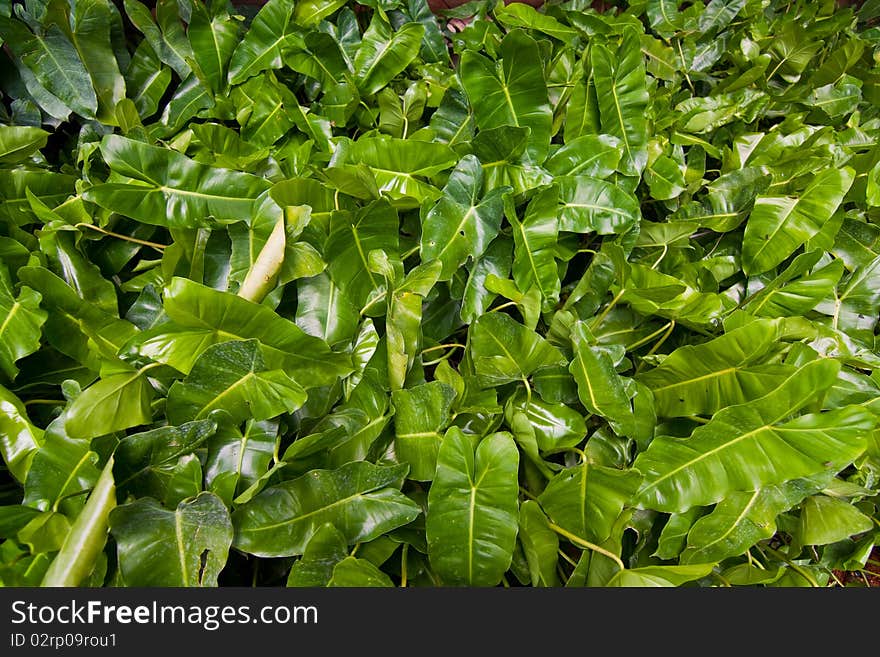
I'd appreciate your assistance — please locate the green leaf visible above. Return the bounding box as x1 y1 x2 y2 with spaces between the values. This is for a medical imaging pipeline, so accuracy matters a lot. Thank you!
293 0 346 27
426 429 520 586
65 363 155 440
636 319 795 417
635 360 873 513
295 273 359 348
510 186 560 304
538 462 641 545
607 563 714 587
227 0 296 84
115 420 217 504
503 390 586 453
742 168 855 276
569 322 634 436
420 155 505 281
328 556 394 587
23 420 100 514
556 175 640 235
128 277 352 385
232 461 420 557
109 492 232 586
0 265 47 381
83 136 270 228
459 29 552 163
354 15 424 96
206 418 277 506
469 312 566 387
545 134 622 178
0 18 97 118
797 495 875 546
187 2 238 94
392 381 457 481
345 136 456 209
123 0 191 79
286 523 348 587
518 500 559 587
591 29 649 176
166 340 306 425
68 0 127 124
0 384 43 483
681 477 826 564
834 255 880 343
42 456 116 587
325 200 399 308
0 125 48 164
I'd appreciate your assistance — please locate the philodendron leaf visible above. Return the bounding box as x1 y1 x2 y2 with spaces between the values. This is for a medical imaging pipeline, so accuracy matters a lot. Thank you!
166 340 306 425
227 0 297 84
556 175 641 235
797 495 875 546
680 477 828 565
0 125 49 164
635 360 874 513
354 14 424 96
742 168 854 275
459 29 552 163
420 155 506 281
109 492 233 586
607 564 714 587
232 462 420 557
426 429 520 586
128 277 352 384
287 523 348 587
591 29 649 176
538 462 641 545
392 381 457 481
206 418 277 507
0 384 43 483
569 322 634 436
469 312 566 387
636 319 795 417
519 500 559 587
328 556 394 587
83 135 271 228
114 420 218 502
0 265 47 381
42 456 116 587
65 363 155 440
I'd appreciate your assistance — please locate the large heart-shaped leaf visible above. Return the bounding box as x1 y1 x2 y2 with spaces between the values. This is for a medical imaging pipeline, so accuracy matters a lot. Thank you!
232 461 420 557
459 29 552 163
166 340 306 424
426 429 520 586
110 492 233 586
635 360 874 513
742 168 854 275
83 135 271 227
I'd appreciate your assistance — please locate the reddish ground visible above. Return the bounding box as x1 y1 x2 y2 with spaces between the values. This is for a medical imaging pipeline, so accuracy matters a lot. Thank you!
833 547 880 587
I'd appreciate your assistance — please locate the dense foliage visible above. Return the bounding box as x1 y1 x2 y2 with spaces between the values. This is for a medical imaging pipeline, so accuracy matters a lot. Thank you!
1 0 880 587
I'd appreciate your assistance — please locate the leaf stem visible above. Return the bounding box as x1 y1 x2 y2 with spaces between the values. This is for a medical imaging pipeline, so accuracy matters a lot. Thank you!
420 343 466 355
489 301 520 314
401 244 420 260
758 544 820 588
400 543 409 588
626 321 673 351
558 548 579 569
75 223 167 252
635 319 675 374
590 289 625 331
547 522 625 573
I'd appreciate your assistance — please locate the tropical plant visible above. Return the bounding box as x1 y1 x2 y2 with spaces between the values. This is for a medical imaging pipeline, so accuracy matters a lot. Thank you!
1 0 879 588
